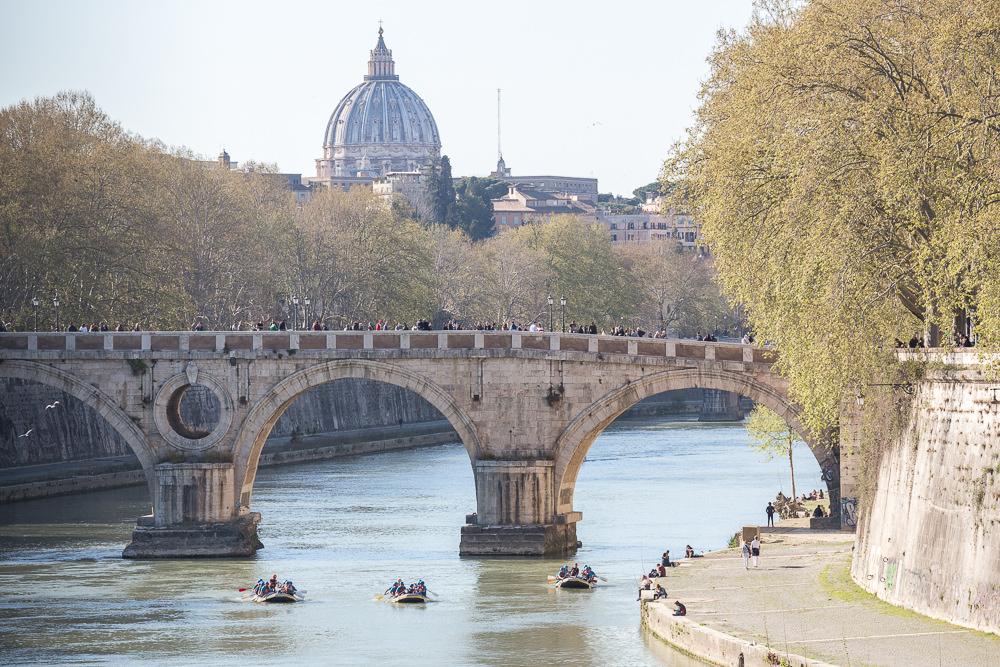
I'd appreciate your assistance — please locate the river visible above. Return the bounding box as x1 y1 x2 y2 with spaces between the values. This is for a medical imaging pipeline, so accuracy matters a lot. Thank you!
0 418 816 666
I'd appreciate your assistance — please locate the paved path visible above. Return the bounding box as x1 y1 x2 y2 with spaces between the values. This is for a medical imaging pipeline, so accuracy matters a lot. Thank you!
645 527 1000 666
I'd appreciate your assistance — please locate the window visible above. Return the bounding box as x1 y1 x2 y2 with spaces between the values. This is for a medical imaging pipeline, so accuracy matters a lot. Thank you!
501 216 507 225
514 216 520 225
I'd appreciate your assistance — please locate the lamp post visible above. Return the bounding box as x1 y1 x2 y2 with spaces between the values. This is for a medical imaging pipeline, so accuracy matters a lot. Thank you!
53 296 60 332
547 295 554 332
560 296 566 332
291 295 299 331
304 296 311 329
32 296 39 331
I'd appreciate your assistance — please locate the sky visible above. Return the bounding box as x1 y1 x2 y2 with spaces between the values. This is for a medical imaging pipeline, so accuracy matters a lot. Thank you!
0 0 757 196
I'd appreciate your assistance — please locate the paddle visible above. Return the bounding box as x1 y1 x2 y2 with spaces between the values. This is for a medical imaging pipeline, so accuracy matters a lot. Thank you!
426 589 438 598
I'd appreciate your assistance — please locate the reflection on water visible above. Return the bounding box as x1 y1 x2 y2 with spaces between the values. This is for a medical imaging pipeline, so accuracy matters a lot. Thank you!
0 418 812 665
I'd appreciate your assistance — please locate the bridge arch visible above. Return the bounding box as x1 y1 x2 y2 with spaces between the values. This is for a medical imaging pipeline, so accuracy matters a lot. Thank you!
233 358 483 507
0 360 157 498
554 367 830 515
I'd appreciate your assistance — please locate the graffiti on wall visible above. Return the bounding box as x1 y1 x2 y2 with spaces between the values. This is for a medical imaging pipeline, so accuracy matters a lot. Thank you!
841 498 858 527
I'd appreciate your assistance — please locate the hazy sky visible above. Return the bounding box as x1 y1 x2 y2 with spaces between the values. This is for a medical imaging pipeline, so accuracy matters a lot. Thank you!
0 0 757 196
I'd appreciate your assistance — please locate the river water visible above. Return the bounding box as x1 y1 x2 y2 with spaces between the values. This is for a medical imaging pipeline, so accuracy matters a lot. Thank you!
0 418 815 666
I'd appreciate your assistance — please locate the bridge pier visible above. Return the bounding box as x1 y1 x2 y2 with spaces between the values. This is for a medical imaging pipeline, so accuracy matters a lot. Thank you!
123 462 262 558
460 460 582 556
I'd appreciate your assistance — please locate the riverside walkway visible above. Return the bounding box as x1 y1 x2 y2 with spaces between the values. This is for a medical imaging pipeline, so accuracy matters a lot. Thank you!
641 525 1000 666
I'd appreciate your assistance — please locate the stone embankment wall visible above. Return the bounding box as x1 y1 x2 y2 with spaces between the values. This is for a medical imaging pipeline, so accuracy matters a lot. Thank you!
0 377 446 469
851 373 1000 633
642 602 837 667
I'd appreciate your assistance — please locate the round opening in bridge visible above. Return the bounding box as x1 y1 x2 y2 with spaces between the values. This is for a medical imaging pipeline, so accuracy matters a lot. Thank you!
164 383 221 440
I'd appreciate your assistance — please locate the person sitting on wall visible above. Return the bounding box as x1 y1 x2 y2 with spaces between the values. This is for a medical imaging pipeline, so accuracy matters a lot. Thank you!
813 505 825 518
685 545 695 558
673 601 686 616
637 575 651 600
653 584 667 600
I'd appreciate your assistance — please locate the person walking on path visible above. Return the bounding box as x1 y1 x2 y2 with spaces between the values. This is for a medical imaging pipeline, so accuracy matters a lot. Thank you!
751 536 761 567
741 541 751 569
766 502 775 527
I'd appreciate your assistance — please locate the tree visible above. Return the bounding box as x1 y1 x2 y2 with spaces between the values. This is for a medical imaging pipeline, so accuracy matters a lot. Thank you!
745 404 804 505
518 215 636 329
617 242 730 335
296 186 434 327
423 151 455 226
448 176 495 241
665 0 1000 435
455 176 508 201
631 181 661 203
468 229 551 326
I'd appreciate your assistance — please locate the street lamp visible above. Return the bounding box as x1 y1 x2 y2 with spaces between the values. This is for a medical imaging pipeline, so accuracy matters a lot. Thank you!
560 296 566 332
547 295 554 332
53 296 60 332
32 296 39 331
291 295 299 331
304 296 311 329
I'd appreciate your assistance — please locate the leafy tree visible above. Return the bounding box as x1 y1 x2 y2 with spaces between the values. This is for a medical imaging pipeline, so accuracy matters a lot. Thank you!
296 186 434 327
631 181 662 202
448 176 495 241
423 150 455 226
745 404 804 505
468 229 551 326
617 242 730 335
455 176 508 201
665 0 1000 434
518 215 635 329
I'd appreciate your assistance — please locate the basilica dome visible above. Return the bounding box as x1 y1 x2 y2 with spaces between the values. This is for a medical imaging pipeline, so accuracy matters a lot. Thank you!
316 29 441 179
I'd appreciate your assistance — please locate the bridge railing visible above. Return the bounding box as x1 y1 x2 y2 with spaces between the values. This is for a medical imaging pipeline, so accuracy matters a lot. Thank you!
0 331 776 364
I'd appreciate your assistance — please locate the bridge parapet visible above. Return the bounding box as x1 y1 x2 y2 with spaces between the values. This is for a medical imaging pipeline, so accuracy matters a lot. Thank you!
0 331 776 365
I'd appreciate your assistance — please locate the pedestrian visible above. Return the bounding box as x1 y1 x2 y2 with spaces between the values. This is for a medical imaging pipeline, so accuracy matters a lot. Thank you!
751 536 760 567
766 501 775 527
741 540 751 570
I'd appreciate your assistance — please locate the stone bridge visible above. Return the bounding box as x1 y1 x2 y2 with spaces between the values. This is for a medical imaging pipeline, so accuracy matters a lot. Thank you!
0 331 840 557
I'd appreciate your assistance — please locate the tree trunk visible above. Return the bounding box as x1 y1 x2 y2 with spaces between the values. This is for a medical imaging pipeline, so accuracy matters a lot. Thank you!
787 430 796 509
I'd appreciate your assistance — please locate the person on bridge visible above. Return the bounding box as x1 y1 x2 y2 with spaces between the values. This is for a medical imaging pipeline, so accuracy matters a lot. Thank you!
766 502 776 527
673 601 686 616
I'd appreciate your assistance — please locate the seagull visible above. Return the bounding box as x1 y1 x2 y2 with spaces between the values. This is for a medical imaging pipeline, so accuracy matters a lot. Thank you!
45 401 60 410
19 429 33 437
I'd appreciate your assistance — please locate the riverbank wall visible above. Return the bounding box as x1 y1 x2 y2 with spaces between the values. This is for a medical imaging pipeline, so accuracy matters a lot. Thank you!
849 363 1000 633
642 602 837 667
0 421 458 503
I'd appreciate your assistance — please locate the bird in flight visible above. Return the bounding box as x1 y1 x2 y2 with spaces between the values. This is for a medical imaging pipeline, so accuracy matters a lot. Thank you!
45 401 61 410
19 429 33 437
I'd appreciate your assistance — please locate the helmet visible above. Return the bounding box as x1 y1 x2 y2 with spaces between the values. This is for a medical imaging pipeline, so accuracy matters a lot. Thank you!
418 580 424 584
287 581 293 586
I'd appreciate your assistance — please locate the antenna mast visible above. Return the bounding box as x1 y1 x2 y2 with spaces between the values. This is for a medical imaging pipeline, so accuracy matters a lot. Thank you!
497 88 502 160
